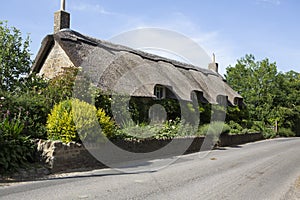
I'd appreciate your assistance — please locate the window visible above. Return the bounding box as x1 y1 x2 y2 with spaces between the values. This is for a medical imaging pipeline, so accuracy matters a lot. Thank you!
234 97 244 107
191 91 208 103
154 85 166 99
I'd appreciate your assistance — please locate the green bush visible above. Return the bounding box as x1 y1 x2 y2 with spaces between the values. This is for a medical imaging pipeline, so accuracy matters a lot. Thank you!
96 108 116 139
46 99 115 143
278 127 296 137
46 99 77 143
197 122 230 143
116 119 197 140
154 119 197 139
228 120 243 135
153 119 181 140
117 121 160 140
0 90 49 139
44 68 77 106
251 121 276 138
198 122 230 136
241 128 257 134
0 114 35 175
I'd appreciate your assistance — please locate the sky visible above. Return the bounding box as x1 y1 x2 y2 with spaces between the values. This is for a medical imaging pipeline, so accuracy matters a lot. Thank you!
0 0 299 75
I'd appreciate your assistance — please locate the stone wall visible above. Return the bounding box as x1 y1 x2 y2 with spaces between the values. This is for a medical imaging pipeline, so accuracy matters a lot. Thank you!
37 133 263 173
39 42 74 79
37 140 105 173
219 132 263 147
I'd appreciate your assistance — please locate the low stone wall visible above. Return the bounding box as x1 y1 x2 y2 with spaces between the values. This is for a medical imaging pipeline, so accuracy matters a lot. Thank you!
37 140 105 173
37 133 263 173
219 132 263 147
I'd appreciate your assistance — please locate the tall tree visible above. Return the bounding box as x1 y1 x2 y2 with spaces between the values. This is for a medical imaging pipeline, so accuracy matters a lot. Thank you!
0 21 32 92
225 54 278 123
225 54 300 134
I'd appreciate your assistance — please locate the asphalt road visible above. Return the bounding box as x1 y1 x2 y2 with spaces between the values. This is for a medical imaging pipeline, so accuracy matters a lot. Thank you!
1 138 300 200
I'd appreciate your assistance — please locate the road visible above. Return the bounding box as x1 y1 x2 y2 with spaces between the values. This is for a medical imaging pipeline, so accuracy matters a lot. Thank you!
1 138 300 200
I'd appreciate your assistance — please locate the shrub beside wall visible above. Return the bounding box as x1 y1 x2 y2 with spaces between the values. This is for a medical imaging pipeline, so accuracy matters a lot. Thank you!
46 99 115 143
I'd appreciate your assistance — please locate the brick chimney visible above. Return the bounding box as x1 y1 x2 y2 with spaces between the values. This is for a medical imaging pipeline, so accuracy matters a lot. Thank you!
208 53 219 73
54 0 70 33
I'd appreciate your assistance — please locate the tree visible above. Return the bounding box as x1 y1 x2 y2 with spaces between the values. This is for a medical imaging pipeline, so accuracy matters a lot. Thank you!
0 21 50 138
0 21 32 92
274 71 300 134
225 54 279 122
225 54 300 135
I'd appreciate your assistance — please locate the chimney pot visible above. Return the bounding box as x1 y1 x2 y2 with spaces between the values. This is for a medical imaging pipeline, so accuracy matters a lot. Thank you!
61 0 66 11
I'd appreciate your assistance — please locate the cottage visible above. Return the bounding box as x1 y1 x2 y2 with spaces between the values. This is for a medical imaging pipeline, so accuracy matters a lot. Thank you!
32 1 243 122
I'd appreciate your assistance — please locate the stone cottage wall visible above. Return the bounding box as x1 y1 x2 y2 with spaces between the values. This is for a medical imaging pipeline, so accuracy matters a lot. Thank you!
39 42 74 79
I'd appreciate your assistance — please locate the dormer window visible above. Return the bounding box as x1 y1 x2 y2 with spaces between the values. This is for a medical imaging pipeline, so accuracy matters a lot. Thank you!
154 85 166 100
217 95 228 106
234 97 244 107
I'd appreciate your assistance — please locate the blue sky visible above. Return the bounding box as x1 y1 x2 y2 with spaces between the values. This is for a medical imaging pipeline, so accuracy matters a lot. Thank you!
1 0 299 75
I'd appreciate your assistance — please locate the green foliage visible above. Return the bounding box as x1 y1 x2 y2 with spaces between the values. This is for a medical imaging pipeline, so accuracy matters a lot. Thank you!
198 103 212 125
1 115 24 137
46 99 115 143
278 127 296 137
198 122 230 136
0 21 32 92
225 54 300 136
158 99 181 121
117 119 197 140
0 90 49 139
94 89 113 117
47 99 88 143
228 120 243 135
197 122 230 143
43 67 78 106
154 119 197 140
250 121 276 138
117 121 160 140
42 67 95 109
94 91 182 125
96 108 116 139
225 54 278 123
0 21 50 139
0 21 49 174
0 113 35 175
226 106 249 124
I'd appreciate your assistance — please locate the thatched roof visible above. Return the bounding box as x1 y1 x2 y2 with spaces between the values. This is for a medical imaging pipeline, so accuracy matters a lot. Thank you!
32 29 242 105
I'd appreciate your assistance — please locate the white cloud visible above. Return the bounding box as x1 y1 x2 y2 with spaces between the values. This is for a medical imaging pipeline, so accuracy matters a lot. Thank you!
71 3 115 15
256 0 281 6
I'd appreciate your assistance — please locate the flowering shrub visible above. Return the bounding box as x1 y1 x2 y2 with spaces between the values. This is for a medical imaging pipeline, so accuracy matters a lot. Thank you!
0 91 49 139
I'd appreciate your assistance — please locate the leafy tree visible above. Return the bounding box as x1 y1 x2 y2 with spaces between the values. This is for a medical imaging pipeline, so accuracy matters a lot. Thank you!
274 71 300 134
0 21 32 92
225 54 279 122
225 54 300 135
